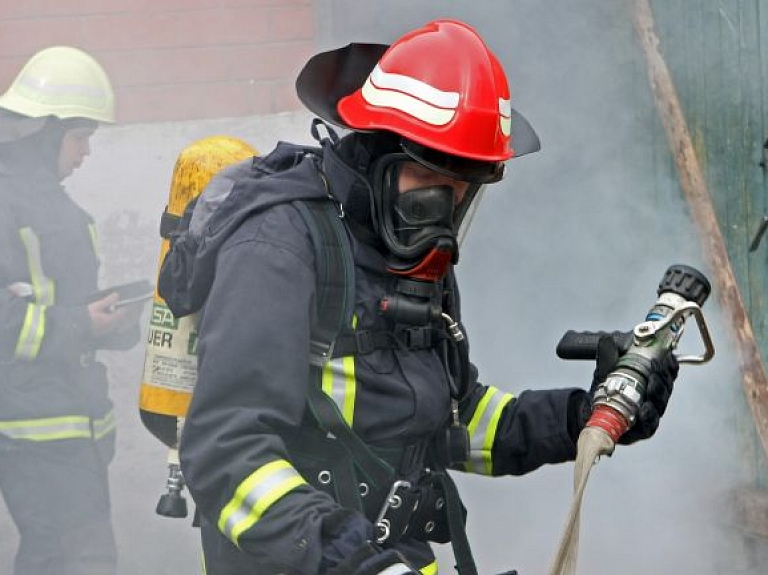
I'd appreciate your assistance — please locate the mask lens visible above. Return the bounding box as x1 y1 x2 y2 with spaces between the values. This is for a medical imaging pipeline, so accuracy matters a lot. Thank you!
393 185 454 246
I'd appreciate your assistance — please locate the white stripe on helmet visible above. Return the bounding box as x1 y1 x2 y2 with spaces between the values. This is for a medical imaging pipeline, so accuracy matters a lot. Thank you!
499 97 511 137
361 64 459 126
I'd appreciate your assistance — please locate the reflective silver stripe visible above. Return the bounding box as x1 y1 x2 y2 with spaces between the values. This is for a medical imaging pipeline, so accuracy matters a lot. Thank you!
321 315 357 425
217 459 307 547
18 227 55 305
14 303 47 360
380 564 415 575
321 354 357 426
465 387 514 475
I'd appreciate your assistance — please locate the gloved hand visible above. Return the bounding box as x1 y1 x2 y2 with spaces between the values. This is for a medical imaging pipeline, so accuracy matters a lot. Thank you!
590 335 679 445
320 511 418 575
326 542 419 575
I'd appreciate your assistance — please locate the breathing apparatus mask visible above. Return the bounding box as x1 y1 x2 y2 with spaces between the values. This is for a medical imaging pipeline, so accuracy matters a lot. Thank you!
370 139 503 282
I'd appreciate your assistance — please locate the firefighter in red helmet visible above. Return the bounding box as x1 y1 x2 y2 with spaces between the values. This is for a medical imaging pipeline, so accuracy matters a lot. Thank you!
161 20 678 574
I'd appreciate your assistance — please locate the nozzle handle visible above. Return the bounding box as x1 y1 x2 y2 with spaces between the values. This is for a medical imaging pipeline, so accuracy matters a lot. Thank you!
556 330 633 360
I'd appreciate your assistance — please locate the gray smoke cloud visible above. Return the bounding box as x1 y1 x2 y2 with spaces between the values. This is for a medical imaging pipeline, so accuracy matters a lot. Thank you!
1 2 766 574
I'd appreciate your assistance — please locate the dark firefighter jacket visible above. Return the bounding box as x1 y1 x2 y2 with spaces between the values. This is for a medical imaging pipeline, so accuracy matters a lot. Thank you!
162 141 587 574
0 141 129 450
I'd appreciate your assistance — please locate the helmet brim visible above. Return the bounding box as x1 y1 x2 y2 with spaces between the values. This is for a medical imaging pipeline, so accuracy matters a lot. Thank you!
296 43 389 129
509 107 541 158
296 42 541 159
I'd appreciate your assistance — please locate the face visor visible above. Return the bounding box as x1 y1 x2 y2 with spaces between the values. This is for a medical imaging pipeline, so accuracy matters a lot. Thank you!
400 139 505 184
401 138 499 245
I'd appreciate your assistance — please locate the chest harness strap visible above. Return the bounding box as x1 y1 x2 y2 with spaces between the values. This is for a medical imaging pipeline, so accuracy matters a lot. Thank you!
305 381 479 575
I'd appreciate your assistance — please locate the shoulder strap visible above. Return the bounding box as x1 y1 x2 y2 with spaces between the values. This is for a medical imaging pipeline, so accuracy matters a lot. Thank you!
293 199 355 366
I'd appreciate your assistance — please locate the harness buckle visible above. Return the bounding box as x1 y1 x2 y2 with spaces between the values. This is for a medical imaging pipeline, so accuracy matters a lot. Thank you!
374 479 411 544
400 326 432 349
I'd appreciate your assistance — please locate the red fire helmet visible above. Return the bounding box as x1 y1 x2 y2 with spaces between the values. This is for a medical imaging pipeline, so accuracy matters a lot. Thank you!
337 20 517 162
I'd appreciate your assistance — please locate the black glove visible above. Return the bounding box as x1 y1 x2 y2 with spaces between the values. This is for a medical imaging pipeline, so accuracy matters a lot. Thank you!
590 335 679 445
320 511 418 575
326 541 418 575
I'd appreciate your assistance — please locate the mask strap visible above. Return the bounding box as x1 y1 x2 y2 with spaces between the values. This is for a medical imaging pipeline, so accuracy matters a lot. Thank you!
310 118 340 147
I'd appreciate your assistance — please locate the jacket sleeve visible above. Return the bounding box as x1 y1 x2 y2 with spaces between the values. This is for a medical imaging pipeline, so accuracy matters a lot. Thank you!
0 216 92 364
458 361 588 477
448 271 586 477
178 207 360 573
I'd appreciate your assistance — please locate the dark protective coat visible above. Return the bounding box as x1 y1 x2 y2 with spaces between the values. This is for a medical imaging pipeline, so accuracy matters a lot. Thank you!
0 132 126 444
163 138 586 574
0 118 134 575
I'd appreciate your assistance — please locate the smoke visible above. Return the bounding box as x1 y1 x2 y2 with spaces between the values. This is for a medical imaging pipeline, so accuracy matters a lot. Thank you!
445 2 765 574
1 2 765 574
319 0 768 573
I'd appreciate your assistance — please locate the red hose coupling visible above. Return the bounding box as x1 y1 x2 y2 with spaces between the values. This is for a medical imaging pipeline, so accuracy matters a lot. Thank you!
586 404 630 443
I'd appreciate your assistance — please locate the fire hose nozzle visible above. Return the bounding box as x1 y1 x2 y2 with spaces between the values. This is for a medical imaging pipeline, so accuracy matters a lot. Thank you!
585 264 714 440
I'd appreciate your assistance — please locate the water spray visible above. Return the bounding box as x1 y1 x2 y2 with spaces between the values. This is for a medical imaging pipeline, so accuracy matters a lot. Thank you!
548 264 715 575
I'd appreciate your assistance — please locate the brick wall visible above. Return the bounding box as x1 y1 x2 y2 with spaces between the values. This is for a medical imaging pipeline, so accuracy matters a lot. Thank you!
0 0 315 123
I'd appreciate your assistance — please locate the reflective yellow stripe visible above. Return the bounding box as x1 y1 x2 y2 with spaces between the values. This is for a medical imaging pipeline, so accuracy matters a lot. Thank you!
0 411 116 442
465 387 513 475
18 227 55 305
218 459 307 547
321 314 357 425
14 303 46 360
88 223 99 256
14 226 55 360
420 560 438 575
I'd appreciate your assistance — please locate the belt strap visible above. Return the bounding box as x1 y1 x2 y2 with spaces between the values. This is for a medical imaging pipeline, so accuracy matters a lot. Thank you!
307 379 478 575
306 379 394 490
286 429 363 511
333 326 444 356
432 467 479 575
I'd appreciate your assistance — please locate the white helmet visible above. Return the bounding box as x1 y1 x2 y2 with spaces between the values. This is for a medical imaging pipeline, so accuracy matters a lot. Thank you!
0 46 115 123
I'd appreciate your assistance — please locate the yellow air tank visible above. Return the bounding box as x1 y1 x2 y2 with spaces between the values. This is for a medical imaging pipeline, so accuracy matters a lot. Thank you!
139 135 257 517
